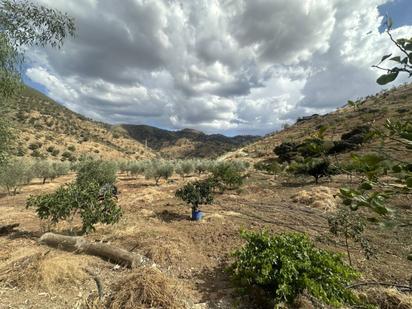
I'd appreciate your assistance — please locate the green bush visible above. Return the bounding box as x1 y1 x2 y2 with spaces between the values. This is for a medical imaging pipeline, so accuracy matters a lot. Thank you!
175 179 214 212
254 160 285 177
67 145 76 152
289 158 335 184
229 231 360 307
0 158 32 195
273 142 299 162
144 160 174 185
27 180 121 233
76 159 117 187
175 160 194 178
211 161 244 190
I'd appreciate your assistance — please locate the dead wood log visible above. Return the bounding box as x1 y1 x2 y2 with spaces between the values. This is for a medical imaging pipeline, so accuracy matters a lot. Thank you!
0 223 20 236
39 232 151 268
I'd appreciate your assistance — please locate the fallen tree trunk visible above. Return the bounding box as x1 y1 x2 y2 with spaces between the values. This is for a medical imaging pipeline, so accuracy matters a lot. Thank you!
39 232 151 268
0 223 20 236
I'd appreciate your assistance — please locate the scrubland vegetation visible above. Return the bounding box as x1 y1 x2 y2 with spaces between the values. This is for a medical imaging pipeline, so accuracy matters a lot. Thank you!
0 1 411 308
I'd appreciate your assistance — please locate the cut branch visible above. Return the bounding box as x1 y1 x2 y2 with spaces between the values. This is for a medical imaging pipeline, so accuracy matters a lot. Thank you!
39 232 151 268
347 281 412 291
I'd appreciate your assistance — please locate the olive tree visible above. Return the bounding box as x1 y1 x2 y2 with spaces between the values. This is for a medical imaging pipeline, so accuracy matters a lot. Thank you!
0 158 31 195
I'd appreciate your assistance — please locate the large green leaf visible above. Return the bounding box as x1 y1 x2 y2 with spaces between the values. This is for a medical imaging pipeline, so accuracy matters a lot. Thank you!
380 53 392 63
389 56 401 63
376 71 399 85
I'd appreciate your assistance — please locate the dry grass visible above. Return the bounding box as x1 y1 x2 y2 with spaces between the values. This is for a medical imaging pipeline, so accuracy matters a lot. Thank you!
106 267 189 309
291 186 340 212
0 250 90 291
359 288 412 309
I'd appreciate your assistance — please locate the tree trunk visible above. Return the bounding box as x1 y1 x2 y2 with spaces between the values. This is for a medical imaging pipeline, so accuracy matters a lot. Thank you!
39 232 150 268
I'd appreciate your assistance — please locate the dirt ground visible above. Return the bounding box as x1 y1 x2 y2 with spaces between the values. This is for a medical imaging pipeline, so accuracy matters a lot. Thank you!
0 171 411 308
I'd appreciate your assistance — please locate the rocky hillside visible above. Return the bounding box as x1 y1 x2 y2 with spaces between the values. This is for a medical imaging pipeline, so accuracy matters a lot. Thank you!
4 86 155 162
223 83 412 163
121 124 258 158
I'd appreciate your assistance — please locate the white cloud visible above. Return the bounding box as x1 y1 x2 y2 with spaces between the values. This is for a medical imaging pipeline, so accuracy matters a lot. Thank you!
25 0 412 135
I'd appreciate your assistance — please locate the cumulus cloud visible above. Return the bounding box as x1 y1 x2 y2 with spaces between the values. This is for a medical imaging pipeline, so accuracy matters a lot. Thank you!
25 0 412 135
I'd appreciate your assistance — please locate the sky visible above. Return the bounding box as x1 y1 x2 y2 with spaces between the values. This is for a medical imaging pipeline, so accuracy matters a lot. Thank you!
25 0 412 136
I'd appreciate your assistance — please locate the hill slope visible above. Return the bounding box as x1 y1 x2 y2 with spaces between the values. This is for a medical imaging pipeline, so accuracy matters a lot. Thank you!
4 86 155 161
121 124 258 158
223 83 412 163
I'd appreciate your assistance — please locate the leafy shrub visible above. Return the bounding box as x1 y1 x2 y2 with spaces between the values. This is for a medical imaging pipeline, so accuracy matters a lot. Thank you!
76 159 117 187
229 231 360 307
211 161 244 190
128 161 145 177
144 160 174 185
175 179 214 212
67 145 76 152
175 160 194 178
341 125 371 145
274 142 299 163
28 142 42 150
328 208 373 265
254 160 285 177
289 158 334 184
194 159 212 174
27 180 121 233
0 158 32 195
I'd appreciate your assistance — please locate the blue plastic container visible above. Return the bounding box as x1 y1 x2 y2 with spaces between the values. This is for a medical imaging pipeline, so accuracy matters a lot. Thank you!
192 210 204 221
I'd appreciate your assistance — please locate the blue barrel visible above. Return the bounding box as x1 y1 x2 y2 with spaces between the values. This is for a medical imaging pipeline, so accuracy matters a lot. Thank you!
192 210 204 221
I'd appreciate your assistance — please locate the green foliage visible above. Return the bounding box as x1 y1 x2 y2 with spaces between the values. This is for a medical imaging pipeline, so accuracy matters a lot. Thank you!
0 116 12 166
144 160 174 185
0 158 31 195
328 208 373 265
75 159 117 187
372 18 412 84
175 179 214 211
27 180 121 233
289 158 334 184
254 160 285 177
175 160 194 178
274 142 299 163
67 145 76 152
229 231 360 307
0 0 76 48
211 161 244 190
0 1 74 167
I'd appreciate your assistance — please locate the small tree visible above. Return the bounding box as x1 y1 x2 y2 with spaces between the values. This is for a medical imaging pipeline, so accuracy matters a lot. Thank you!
175 160 194 178
328 208 373 266
32 160 53 184
175 180 214 212
289 158 333 184
211 161 244 190
27 159 122 233
145 160 174 185
27 181 121 233
76 159 117 187
0 158 31 195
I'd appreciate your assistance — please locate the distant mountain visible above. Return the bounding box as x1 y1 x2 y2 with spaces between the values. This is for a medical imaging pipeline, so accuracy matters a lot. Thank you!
222 83 412 163
121 124 259 158
4 86 155 161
